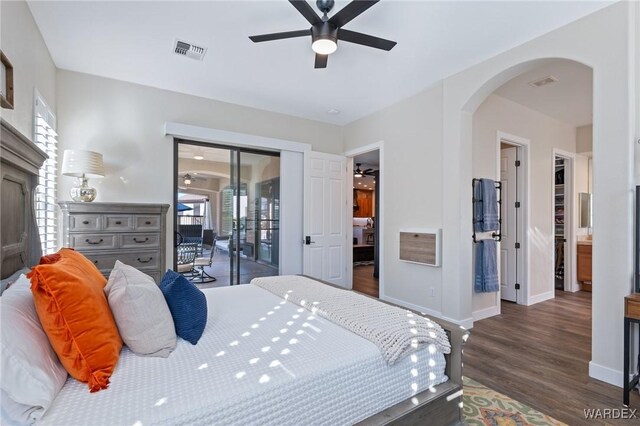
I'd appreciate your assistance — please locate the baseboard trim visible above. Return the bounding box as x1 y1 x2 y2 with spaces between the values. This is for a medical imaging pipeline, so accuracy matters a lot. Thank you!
527 290 555 306
382 295 442 318
589 361 622 388
381 295 474 329
473 305 500 322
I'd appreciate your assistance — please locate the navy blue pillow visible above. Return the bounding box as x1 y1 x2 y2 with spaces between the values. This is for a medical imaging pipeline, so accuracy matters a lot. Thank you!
159 270 207 345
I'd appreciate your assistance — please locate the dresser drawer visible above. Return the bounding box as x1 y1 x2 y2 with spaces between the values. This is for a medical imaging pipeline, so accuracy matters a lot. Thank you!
135 215 160 231
85 250 160 271
70 233 118 250
120 233 160 249
104 215 134 231
69 214 101 231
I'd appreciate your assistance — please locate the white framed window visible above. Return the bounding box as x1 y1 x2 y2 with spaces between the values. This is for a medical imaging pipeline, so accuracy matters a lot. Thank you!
34 90 58 254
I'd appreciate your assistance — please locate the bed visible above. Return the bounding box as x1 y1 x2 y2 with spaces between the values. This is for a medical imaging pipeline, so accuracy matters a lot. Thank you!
0 118 466 425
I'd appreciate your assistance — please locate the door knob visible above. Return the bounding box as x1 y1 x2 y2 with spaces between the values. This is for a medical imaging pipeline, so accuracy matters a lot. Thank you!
305 236 315 245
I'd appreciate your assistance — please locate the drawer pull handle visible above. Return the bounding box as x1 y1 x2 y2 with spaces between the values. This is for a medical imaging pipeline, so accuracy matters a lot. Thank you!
93 260 99 264
145 221 152 225
82 220 90 225
85 238 104 245
137 257 153 264
414 234 419 238
133 237 149 243
115 221 122 225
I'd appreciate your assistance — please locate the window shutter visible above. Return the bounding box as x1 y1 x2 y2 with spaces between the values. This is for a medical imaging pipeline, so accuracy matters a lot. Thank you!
34 99 58 255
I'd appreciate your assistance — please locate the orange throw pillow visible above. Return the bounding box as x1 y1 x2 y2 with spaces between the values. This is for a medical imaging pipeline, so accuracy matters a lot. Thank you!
28 248 122 392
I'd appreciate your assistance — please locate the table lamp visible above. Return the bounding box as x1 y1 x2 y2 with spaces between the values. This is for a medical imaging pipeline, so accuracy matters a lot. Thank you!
61 149 105 202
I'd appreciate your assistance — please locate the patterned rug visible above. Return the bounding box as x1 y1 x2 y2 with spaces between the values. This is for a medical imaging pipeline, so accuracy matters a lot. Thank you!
463 377 567 425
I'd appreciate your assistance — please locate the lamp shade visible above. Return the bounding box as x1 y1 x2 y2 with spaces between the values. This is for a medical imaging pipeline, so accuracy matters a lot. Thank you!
61 149 105 178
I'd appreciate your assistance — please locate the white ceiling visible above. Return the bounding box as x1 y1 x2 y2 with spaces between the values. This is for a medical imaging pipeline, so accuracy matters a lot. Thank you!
494 59 593 126
28 1 611 125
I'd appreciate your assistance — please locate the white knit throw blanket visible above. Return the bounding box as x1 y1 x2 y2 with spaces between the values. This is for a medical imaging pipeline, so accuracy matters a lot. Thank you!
252 275 451 365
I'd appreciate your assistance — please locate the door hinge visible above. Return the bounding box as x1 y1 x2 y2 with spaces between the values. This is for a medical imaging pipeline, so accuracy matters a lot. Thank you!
515 283 521 290
515 242 521 249
515 201 521 208
515 160 521 167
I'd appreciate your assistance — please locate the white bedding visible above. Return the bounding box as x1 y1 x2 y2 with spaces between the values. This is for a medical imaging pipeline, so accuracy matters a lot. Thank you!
39 284 447 426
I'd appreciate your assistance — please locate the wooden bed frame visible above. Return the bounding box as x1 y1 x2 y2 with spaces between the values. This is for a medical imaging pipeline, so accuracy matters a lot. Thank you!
0 118 466 425
1 119 46 279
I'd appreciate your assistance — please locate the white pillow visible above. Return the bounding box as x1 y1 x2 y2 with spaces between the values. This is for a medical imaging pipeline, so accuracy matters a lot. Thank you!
105 261 177 357
0 275 68 422
1 389 41 426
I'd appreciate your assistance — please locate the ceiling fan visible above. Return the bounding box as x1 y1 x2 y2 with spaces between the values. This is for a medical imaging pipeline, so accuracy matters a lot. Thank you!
354 163 375 178
182 173 207 185
249 0 397 69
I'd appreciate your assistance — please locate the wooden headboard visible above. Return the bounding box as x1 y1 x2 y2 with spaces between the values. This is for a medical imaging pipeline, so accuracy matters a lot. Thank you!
0 118 47 279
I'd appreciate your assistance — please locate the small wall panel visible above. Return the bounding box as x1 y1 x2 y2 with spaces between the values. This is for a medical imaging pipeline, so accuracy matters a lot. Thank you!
399 228 441 267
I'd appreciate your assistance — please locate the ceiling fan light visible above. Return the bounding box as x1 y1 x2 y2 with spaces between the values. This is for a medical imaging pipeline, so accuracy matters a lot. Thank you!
184 174 192 185
354 172 363 178
312 38 337 55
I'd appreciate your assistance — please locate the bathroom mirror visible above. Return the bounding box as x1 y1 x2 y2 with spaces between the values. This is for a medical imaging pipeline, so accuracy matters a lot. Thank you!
579 192 592 228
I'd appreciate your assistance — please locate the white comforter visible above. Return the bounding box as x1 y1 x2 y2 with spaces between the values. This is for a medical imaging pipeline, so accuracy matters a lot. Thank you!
40 284 447 426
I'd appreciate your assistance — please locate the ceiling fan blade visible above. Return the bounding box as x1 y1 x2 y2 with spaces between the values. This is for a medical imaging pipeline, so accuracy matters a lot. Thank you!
338 29 396 51
363 169 374 173
314 53 328 69
289 0 322 25
249 29 311 43
329 0 379 28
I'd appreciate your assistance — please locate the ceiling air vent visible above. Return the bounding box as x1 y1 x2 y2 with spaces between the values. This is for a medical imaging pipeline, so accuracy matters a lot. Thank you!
528 75 558 88
173 39 207 60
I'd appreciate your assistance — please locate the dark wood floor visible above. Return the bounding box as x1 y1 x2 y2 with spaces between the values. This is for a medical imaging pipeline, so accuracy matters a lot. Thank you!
353 264 379 298
465 290 640 425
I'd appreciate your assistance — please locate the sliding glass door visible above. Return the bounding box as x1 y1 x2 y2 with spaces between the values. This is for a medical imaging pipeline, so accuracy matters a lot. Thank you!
174 140 280 286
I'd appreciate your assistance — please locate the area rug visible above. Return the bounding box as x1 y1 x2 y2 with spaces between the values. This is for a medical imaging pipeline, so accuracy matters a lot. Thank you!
463 377 567 425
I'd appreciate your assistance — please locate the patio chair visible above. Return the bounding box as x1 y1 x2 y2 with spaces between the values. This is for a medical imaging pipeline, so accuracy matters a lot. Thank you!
193 235 217 283
176 242 198 277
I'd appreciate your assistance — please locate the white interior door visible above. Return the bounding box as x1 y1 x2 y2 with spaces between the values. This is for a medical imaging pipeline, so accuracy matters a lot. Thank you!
303 151 348 287
500 146 518 302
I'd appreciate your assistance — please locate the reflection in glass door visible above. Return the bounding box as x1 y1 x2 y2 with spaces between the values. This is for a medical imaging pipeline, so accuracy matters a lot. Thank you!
174 140 280 286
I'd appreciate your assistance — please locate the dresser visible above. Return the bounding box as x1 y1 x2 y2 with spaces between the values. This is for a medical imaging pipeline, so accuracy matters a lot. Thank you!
59 202 169 283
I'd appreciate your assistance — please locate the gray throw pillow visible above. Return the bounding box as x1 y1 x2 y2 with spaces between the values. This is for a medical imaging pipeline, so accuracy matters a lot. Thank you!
105 261 177 357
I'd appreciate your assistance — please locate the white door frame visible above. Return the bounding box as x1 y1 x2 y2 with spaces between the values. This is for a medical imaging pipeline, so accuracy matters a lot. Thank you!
553 149 579 293
496 131 531 305
343 142 385 298
165 122 310 275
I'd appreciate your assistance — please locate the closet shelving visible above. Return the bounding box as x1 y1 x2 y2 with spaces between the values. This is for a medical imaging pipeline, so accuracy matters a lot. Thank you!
555 158 565 282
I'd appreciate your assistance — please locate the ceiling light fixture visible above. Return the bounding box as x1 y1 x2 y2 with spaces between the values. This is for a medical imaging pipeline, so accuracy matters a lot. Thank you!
193 155 204 160
183 174 192 185
311 37 337 55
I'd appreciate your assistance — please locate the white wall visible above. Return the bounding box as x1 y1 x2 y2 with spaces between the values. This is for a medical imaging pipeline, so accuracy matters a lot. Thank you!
344 83 444 315
442 1 636 387
0 0 56 139
56 70 343 267
471 94 576 314
576 125 593 153
345 2 637 386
